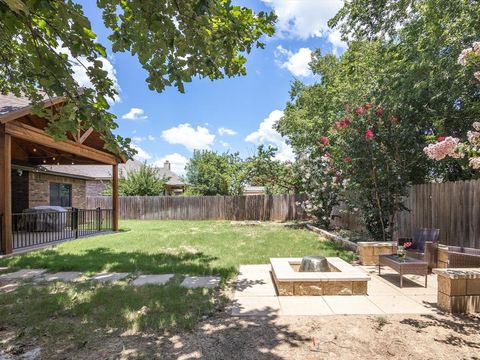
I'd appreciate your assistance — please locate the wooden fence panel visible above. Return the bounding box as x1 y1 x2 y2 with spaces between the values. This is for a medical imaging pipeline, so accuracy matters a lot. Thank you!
332 180 480 249
86 194 307 221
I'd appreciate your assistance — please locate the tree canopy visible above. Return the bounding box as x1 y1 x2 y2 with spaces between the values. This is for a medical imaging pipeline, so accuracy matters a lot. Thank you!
0 0 276 156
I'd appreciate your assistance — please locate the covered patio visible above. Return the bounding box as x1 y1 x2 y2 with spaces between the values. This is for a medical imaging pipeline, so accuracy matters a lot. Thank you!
0 94 123 254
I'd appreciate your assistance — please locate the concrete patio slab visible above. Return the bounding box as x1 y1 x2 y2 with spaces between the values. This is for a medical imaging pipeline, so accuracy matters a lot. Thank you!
90 272 129 283
231 296 280 316
278 296 333 316
238 264 271 275
40 272 83 283
368 295 433 314
0 269 47 281
132 274 174 286
322 296 383 315
181 276 220 289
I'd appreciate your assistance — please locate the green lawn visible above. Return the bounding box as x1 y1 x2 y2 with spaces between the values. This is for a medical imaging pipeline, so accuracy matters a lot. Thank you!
0 221 355 355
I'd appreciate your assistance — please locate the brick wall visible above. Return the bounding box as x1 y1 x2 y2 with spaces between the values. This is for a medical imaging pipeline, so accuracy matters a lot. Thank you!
28 172 86 209
86 180 109 197
11 170 29 213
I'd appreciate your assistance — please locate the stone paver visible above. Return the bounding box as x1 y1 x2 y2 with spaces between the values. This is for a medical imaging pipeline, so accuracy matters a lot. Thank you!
0 269 47 281
323 296 383 315
279 296 333 316
368 295 433 314
132 274 174 286
39 272 83 283
90 272 129 283
231 296 280 316
231 264 439 316
181 276 220 289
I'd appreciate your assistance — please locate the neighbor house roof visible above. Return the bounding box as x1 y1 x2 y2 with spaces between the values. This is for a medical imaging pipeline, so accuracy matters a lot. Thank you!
43 160 186 186
0 93 64 122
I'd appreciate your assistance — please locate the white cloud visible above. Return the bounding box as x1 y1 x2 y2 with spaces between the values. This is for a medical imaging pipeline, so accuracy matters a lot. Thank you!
131 144 152 161
218 127 237 136
275 46 313 77
153 153 189 176
132 136 145 142
220 141 230 148
245 110 295 162
261 0 344 46
162 123 215 151
148 135 156 141
122 108 148 120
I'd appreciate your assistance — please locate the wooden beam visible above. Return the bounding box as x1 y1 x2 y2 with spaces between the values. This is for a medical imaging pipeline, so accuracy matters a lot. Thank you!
5 121 119 165
0 125 12 254
112 164 119 231
79 127 94 144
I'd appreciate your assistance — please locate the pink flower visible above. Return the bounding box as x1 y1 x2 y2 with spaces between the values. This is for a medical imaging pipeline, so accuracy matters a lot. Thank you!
474 71 480 82
473 122 480 131
467 131 480 144
364 103 373 110
356 107 365 115
423 137 461 160
344 117 351 126
469 157 480 170
319 136 330 145
375 107 385 117
436 136 446 141
343 156 352 163
324 151 331 158
458 47 473 66
365 129 374 140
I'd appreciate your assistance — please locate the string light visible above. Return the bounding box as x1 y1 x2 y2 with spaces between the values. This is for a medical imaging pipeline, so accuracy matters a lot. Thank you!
43 159 46 164
33 148 37 152
52 157 56 161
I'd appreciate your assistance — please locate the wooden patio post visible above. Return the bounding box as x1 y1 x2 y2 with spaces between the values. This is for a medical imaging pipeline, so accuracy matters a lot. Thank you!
0 125 12 254
112 163 119 231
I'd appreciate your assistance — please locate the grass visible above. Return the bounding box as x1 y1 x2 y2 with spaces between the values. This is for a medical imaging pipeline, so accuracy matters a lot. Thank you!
0 221 355 356
1 220 356 280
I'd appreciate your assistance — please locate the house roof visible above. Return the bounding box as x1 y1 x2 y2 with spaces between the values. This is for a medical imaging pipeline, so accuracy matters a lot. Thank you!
43 160 186 186
0 93 126 165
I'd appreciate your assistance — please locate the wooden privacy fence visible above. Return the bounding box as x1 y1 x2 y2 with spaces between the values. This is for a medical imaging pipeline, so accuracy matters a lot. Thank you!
86 194 308 221
333 179 480 249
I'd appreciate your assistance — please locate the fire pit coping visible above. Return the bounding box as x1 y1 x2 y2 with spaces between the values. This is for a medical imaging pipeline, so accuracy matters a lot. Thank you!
270 257 370 282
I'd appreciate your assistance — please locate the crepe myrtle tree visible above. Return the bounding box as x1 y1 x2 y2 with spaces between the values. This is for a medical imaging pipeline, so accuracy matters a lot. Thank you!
424 42 480 170
297 144 345 229
0 0 276 157
322 104 419 242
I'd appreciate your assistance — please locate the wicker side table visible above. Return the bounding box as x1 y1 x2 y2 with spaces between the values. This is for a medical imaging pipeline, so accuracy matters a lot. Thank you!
378 254 428 288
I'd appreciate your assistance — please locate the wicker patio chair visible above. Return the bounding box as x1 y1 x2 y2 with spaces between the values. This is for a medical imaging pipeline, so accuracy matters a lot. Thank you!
398 228 440 269
445 246 480 268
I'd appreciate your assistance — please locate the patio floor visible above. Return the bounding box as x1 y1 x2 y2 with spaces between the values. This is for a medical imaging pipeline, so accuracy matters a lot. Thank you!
231 264 438 316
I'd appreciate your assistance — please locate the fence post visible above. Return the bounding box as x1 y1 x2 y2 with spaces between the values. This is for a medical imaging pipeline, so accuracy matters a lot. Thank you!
72 208 79 239
96 207 101 231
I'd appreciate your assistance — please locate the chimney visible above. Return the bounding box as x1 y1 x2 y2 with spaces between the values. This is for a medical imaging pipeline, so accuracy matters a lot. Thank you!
164 160 171 170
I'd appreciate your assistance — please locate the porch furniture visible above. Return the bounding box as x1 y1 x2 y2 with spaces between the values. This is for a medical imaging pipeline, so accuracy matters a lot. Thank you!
437 245 480 268
398 228 440 270
433 268 480 313
358 241 397 265
378 254 428 288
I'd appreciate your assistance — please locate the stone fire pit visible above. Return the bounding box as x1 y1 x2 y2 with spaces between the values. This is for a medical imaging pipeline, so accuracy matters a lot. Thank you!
270 257 370 296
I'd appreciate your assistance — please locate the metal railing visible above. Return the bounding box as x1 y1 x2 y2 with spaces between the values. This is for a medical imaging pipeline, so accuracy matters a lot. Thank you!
12 208 113 250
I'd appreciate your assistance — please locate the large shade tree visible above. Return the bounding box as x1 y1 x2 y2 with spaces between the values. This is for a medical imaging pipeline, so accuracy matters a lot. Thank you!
0 0 276 156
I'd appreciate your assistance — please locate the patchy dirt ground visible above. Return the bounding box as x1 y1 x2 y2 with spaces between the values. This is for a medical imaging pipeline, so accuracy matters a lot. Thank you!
1 311 479 359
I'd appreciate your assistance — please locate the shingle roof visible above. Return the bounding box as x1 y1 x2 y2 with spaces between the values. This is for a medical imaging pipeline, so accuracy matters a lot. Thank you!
0 93 33 117
43 160 186 186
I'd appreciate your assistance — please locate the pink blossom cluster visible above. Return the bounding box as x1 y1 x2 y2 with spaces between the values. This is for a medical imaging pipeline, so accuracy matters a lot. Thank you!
475 72 480 81
467 130 480 144
458 41 480 65
423 137 462 160
469 157 480 170
473 122 480 131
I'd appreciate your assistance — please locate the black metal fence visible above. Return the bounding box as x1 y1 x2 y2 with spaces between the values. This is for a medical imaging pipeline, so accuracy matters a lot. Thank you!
11 208 113 250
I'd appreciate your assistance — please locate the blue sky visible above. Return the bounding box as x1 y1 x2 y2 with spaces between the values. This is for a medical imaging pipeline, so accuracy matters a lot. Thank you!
77 0 345 174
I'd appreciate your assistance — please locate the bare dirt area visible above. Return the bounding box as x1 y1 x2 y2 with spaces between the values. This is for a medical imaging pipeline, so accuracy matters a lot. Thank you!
3 311 478 359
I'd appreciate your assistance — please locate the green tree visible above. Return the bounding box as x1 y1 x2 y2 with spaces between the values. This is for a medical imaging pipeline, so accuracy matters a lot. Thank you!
104 163 168 196
185 150 247 195
0 0 276 155
246 145 301 194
